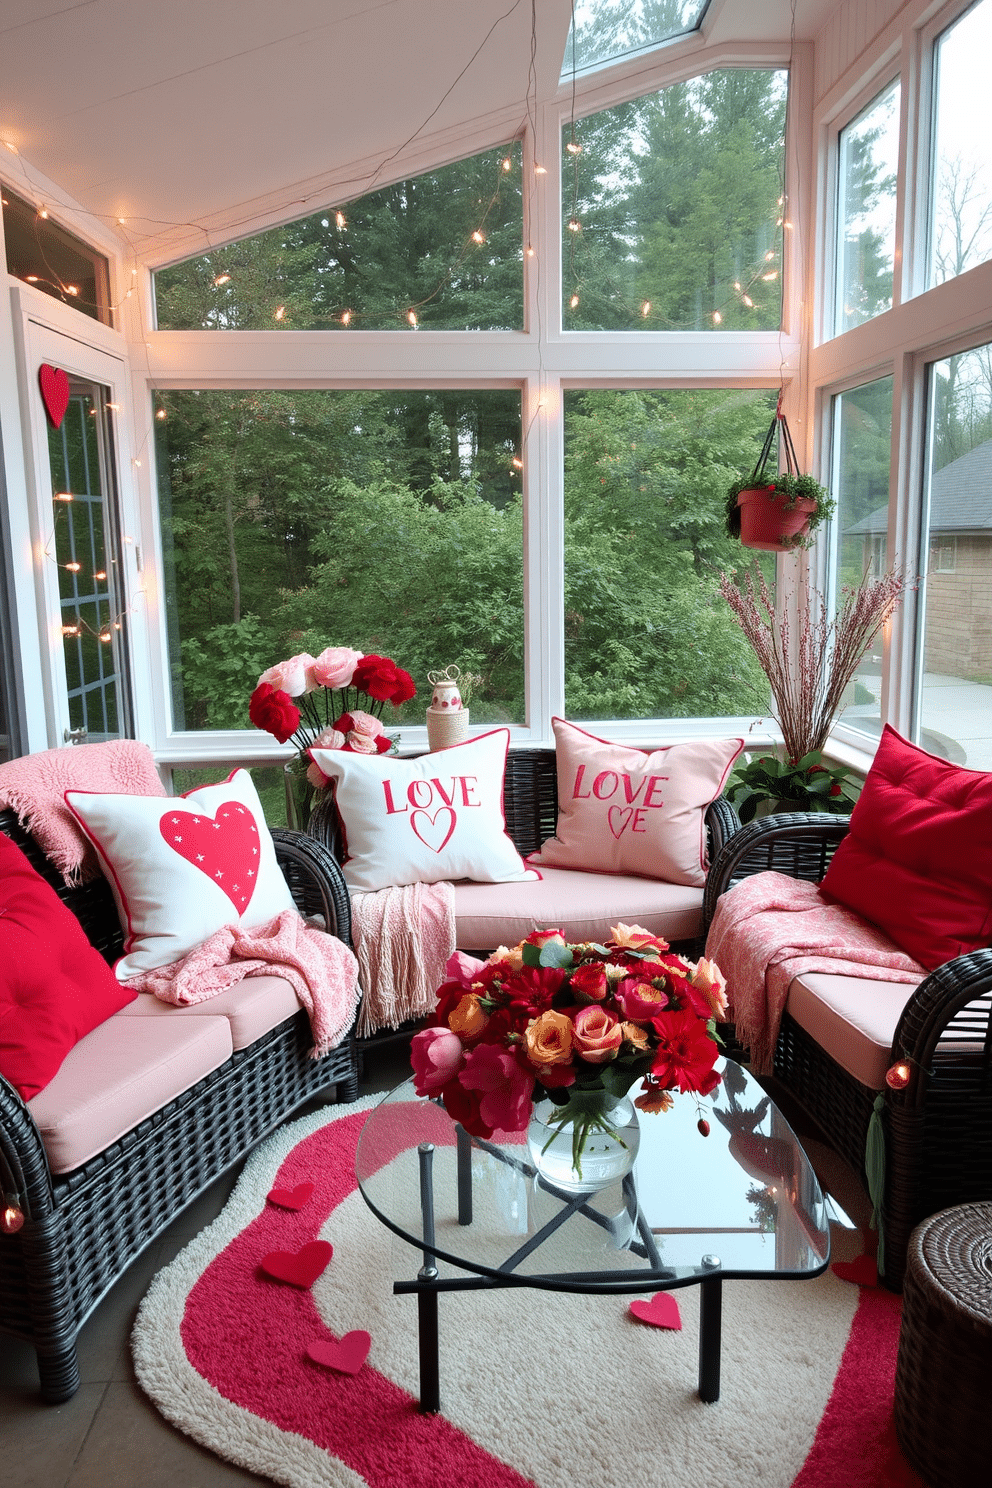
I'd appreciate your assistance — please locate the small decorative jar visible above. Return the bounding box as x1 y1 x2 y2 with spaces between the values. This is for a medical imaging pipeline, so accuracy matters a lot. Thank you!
426 666 469 750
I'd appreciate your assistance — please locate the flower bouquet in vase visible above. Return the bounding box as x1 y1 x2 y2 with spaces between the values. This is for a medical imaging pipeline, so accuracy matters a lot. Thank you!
248 647 416 829
411 926 727 1194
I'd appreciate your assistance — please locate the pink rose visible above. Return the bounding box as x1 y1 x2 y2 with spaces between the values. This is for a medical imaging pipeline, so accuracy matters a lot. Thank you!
410 1027 465 1097
259 652 316 697
344 730 379 753
444 950 487 990
571 1004 623 1063
458 1043 535 1132
312 646 363 689
346 708 385 737
687 957 729 1021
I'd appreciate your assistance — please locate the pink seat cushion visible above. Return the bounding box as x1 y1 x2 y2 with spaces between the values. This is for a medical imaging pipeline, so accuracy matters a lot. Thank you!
118 976 303 1050
27 1010 233 1174
453 865 704 951
0 834 137 1101
820 725 992 970
786 971 923 1089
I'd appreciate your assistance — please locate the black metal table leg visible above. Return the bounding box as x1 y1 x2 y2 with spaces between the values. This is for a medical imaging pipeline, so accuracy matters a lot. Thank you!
698 1255 723 1404
416 1142 441 1413
456 1123 473 1226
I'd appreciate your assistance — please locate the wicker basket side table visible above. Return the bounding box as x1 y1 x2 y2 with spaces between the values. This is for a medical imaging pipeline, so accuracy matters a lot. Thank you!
894 1202 992 1487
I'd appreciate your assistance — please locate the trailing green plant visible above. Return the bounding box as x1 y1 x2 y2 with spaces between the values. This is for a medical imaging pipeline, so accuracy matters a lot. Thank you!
724 471 836 546
725 749 858 823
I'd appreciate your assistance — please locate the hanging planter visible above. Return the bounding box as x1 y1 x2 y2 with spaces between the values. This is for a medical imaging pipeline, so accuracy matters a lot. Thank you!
725 404 834 552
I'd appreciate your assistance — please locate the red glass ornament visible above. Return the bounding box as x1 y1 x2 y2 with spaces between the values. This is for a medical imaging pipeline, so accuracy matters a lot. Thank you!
1 1199 25 1235
885 1061 912 1091
697 1118 711 1137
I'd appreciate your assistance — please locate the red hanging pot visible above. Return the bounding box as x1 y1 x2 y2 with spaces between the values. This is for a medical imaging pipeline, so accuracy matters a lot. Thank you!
736 486 816 551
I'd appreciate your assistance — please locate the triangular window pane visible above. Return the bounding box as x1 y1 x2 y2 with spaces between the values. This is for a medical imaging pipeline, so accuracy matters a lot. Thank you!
561 0 708 80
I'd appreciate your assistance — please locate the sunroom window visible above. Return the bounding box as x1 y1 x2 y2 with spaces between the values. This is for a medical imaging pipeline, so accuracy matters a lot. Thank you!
154 389 523 731
834 81 900 334
561 0 709 79
917 343 992 768
562 70 786 331
153 143 523 331
2 186 112 326
928 0 992 288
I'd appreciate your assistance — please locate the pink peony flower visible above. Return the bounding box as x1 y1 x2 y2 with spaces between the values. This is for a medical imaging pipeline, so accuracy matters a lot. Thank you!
410 1027 465 1097
259 652 317 697
458 1043 535 1132
312 646 363 689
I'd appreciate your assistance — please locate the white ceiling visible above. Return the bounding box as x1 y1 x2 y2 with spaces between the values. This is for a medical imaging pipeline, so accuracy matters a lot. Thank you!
0 0 839 265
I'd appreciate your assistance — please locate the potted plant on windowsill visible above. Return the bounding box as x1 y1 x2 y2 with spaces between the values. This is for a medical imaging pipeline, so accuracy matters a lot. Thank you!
724 749 857 823
725 404 835 552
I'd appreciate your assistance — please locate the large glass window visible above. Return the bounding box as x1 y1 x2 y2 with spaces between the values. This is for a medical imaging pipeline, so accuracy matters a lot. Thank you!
929 0 992 288
562 387 776 719
2 186 112 326
918 343 992 768
154 144 522 331
835 81 900 334
563 70 786 331
828 377 894 742
561 0 708 78
155 389 523 731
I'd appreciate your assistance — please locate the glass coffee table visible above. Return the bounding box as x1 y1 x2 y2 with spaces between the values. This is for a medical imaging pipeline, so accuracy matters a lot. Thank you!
355 1057 830 1412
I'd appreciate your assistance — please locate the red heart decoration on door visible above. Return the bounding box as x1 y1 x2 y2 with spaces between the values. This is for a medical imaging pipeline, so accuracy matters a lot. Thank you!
628 1293 682 1330
158 800 262 913
39 364 70 428
259 1241 333 1289
266 1182 315 1212
306 1331 372 1375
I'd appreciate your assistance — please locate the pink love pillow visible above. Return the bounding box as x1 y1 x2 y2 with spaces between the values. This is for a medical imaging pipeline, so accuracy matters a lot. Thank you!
310 729 538 893
65 769 297 978
529 719 742 887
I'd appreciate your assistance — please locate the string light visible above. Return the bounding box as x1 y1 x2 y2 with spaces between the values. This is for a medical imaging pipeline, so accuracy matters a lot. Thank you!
94 570 107 581
66 285 78 296
1 1195 24 1235
762 271 778 280
742 294 754 307
64 562 81 572
54 492 73 502
213 273 231 286
534 164 547 175
471 230 485 244
3 141 18 154
713 311 722 324
407 309 418 326
335 211 346 228
641 301 651 317
61 624 80 637
26 274 39 282
567 218 580 233
117 217 127 226
38 208 48 219
99 630 112 643
569 293 579 309
511 456 523 469
566 140 582 155
501 157 512 172
526 245 535 257
274 304 286 319
155 408 167 420
341 310 352 325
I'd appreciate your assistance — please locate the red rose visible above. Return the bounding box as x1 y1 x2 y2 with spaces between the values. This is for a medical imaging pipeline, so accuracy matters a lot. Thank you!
829 783 842 796
248 683 300 744
352 654 416 705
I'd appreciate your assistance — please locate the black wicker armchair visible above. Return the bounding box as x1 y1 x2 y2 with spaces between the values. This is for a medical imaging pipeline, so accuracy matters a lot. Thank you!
0 808 359 1403
701 812 992 1290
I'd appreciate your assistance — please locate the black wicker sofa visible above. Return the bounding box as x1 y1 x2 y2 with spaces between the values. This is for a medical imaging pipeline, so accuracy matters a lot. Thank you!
0 807 359 1404
700 812 992 1290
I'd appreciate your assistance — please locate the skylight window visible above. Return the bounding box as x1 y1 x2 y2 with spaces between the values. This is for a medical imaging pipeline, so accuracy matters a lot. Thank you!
560 0 708 79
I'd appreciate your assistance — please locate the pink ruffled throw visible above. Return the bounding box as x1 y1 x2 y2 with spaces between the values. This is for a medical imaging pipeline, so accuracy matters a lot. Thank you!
350 881 456 1037
0 740 165 883
705 871 924 1074
126 909 360 1057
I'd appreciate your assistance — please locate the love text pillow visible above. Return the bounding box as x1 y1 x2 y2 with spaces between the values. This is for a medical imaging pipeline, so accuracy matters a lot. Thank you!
65 770 297 979
310 728 538 893
820 724 992 970
0 833 136 1099
529 719 743 887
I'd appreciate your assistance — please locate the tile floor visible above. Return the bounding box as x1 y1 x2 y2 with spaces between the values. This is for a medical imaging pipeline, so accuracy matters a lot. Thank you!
2 1043 873 1488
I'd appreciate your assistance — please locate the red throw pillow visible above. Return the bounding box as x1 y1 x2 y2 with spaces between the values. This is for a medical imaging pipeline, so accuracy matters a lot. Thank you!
819 725 992 970
0 833 136 1101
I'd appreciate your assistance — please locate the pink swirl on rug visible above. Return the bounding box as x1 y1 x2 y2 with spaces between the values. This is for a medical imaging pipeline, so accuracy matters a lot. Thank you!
180 1103 536 1488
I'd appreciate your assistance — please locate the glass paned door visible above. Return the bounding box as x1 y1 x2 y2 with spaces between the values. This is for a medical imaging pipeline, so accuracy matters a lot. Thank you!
47 379 132 741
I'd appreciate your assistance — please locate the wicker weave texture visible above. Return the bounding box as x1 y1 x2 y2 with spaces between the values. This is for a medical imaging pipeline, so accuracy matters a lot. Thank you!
895 1203 992 1487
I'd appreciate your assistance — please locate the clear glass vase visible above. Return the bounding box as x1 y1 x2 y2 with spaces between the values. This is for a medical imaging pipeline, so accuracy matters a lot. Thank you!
527 1089 640 1194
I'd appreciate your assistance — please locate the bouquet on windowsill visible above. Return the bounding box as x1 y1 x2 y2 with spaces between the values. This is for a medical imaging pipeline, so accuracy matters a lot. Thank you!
248 646 416 797
410 925 726 1175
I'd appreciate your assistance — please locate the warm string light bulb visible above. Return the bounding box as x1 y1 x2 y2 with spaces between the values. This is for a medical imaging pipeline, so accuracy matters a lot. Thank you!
38 208 49 219
1 1196 24 1235
742 294 754 307
511 456 523 469
341 310 352 326
54 492 73 502
566 140 582 155
641 301 651 317
712 311 722 324
213 273 231 286
407 309 418 327
501 157 512 172
64 562 81 573
885 1060 913 1090
471 230 485 244
335 211 346 229
94 570 107 581
569 293 579 309
567 218 580 233
534 164 547 175
526 245 535 257
274 305 286 320
155 408 167 420
61 624 80 637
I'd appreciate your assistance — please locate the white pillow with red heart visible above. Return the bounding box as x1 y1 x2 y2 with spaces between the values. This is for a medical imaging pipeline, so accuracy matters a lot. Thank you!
310 728 539 893
65 770 297 979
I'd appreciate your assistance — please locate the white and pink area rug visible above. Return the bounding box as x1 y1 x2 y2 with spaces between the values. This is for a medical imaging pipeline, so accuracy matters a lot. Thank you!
132 1096 922 1488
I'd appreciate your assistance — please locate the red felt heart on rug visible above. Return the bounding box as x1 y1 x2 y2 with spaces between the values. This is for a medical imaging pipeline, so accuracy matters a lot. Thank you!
628 1293 682 1330
39 363 70 428
159 800 262 913
832 1255 878 1287
306 1331 372 1375
266 1182 315 1212
259 1241 333 1289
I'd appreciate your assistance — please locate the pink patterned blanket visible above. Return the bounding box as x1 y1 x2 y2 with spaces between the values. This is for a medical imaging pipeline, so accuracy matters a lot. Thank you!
0 740 165 883
350 881 456 1037
704 871 924 1075
125 909 360 1058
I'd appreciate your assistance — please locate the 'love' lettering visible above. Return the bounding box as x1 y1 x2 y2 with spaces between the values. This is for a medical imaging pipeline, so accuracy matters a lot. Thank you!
382 775 481 815
572 766 669 808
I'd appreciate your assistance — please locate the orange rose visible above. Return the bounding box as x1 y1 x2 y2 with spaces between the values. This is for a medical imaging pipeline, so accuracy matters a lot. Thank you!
610 922 669 953
635 1085 674 1114
488 943 524 973
525 1009 574 1067
449 993 489 1039
572 1004 623 1063
688 957 729 1021
621 1020 650 1051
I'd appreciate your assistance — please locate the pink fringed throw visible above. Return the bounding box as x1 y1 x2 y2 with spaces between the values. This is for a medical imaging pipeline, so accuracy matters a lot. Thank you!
705 871 924 1074
126 909 360 1057
350 881 456 1036
0 740 165 884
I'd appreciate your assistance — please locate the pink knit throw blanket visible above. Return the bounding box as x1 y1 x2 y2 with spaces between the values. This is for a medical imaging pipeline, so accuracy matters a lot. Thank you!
0 740 165 883
705 871 924 1075
126 909 360 1058
350 880 456 1037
